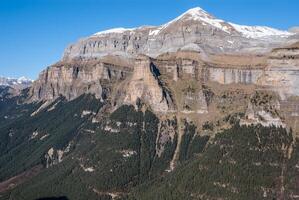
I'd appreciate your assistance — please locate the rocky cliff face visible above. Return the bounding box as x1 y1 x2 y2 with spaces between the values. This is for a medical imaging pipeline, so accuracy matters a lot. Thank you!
258 43 299 99
29 56 176 113
208 68 264 85
29 61 131 102
122 55 175 113
29 46 299 115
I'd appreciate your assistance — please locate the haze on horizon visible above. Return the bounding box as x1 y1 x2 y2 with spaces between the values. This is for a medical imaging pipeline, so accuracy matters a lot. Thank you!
0 0 298 79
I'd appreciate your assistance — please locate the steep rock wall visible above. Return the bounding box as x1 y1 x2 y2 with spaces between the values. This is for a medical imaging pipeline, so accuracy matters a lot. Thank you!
29 62 131 102
123 56 175 113
259 46 299 99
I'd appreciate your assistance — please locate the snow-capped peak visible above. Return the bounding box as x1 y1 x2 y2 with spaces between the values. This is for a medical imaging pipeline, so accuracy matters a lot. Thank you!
151 7 232 35
181 7 231 33
173 7 293 38
180 7 212 19
91 7 294 39
148 7 231 36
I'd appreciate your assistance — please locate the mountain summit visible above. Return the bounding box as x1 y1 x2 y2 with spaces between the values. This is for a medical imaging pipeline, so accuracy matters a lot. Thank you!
161 7 292 38
94 7 292 39
63 7 295 60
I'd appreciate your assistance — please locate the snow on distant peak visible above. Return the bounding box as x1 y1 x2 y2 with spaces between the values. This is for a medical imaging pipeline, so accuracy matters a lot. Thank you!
229 23 294 39
17 76 33 84
0 76 33 87
93 27 136 36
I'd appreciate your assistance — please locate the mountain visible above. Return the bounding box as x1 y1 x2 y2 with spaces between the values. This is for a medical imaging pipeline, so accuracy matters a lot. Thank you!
1 7 299 200
0 76 33 88
63 7 295 60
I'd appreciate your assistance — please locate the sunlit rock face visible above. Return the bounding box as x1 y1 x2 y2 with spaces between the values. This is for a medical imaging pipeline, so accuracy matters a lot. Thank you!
258 44 299 99
181 89 208 114
259 67 299 100
28 38 299 123
240 100 286 128
123 55 175 113
208 68 263 84
29 61 130 102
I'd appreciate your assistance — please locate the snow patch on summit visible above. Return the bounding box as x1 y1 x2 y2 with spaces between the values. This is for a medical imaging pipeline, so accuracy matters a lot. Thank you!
179 7 231 33
229 23 294 39
156 7 231 34
91 7 293 40
94 27 136 36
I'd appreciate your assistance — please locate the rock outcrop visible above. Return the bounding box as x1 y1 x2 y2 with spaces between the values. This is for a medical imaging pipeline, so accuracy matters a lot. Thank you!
240 92 285 128
208 68 264 85
123 55 175 113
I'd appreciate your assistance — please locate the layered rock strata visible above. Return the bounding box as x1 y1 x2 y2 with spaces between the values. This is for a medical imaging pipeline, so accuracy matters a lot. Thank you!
29 61 131 102
123 55 175 113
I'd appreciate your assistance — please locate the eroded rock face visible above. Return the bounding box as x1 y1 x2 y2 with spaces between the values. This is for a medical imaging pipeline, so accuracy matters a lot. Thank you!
45 143 72 168
123 55 175 113
45 148 63 168
258 44 299 99
181 87 208 114
29 61 131 102
240 91 286 128
208 68 264 85
241 102 285 128
156 118 177 157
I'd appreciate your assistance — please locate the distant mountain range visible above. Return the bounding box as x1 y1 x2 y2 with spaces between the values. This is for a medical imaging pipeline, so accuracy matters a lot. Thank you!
0 76 33 88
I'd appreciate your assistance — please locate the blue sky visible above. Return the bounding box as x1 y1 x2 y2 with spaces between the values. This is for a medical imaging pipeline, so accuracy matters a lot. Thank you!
0 0 298 79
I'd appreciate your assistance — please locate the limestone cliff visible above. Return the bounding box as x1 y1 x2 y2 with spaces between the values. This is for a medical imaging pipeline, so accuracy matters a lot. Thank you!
29 61 131 102
258 43 299 99
122 55 175 113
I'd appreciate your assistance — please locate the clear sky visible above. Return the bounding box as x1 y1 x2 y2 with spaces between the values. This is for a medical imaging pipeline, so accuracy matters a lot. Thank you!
1 0 298 79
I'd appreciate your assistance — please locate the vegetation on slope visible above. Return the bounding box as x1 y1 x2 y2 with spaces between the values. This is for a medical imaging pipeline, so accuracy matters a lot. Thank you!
131 125 298 200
